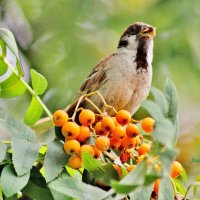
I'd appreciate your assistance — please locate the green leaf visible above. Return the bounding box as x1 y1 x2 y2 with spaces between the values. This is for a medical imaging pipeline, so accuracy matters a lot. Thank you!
173 178 186 195
0 58 8 76
111 160 147 194
48 172 108 200
129 184 153 200
1 164 30 197
152 119 175 149
31 69 48 95
4 194 18 200
151 87 168 116
82 152 119 185
22 167 54 200
0 108 36 142
0 28 23 76
159 149 177 176
0 109 36 141
0 38 6 57
0 73 26 97
44 141 69 183
24 96 43 126
142 100 164 120
164 79 178 122
12 138 41 176
158 177 174 200
0 142 7 162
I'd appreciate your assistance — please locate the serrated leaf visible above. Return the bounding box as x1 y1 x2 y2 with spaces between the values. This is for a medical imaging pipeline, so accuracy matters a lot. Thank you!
151 87 168 116
0 28 23 76
0 142 7 162
158 177 174 200
0 73 26 97
31 69 48 95
153 119 175 149
48 172 108 200
24 96 43 126
44 141 69 183
0 108 36 141
82 152 119 185
164 79 178 122
22 167 54 200
1 164 30 197
12 138 41 176
142 100 164 120
111 160 147 194
129 184 153 200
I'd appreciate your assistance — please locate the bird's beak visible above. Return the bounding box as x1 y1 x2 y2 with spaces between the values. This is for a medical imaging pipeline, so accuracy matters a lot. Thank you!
140 27 156 38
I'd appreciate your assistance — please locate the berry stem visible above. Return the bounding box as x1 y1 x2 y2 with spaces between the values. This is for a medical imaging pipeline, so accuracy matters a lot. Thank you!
85 97 103 115
103 151 117 161
170 176 177 196
71 95 85 121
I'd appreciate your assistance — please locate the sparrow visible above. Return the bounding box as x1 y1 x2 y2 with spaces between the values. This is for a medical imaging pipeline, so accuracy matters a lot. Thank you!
66 22 156 117
32 22 156 133
66 22 156 116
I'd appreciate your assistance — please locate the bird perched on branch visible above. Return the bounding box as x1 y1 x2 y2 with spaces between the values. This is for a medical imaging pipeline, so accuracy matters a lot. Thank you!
33 22 156 132
67 22 156 117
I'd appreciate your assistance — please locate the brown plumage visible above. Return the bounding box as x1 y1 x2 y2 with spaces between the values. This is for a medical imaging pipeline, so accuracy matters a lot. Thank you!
66 22 156 117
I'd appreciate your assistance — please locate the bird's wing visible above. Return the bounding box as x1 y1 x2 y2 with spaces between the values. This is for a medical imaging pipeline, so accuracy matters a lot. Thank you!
65 54 114 114
76 53 114 97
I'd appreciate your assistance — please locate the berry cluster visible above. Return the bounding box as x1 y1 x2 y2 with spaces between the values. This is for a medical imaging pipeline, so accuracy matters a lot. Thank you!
53 108 183 193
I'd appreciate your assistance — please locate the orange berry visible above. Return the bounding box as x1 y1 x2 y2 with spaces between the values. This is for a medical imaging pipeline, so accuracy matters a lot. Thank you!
126 165 136 172
112 117 120 126
94 122 109 136
92 145 102 158
138 143 151 156
68 155 82 169
112 125 126 139
77 126 91 142
53 110 68 127
121 136 136 149
80 144 94 157
64 139 80 155
95 136 110 151
62 122 80 139
141 117 155 133
113 164 122 177
170 161 183 178
101 117 115 132
137 155 145 163
79 109 95 126
116 110 131 126
110 137 121 150
153 179 160 194
126 123 140 137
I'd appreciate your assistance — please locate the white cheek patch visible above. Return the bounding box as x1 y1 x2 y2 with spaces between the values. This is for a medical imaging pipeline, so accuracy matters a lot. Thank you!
147 40 153 64
126 35 138 51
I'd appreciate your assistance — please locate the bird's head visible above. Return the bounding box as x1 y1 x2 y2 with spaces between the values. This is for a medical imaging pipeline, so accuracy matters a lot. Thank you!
117 22 156 50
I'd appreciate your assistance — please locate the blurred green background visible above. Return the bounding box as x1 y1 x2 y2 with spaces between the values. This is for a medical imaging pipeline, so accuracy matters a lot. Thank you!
1 0 200 187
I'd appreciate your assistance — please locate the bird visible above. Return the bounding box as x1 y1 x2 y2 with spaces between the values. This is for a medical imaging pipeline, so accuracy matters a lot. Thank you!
66 22 156 117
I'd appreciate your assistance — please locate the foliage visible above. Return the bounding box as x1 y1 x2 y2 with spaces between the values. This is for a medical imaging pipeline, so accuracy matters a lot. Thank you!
0 26 199 200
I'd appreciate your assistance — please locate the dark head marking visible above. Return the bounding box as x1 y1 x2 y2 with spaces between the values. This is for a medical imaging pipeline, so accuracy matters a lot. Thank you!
118 40 128 48
118 22 155 49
